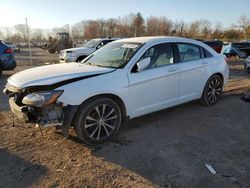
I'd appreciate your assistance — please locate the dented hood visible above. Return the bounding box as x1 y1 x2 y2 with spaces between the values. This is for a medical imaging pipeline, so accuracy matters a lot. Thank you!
7 63 114 89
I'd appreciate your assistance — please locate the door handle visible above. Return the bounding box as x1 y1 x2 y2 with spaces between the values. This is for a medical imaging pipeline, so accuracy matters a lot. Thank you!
168 67 177 72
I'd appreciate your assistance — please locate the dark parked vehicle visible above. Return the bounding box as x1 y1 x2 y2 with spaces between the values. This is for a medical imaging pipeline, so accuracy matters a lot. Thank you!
203 40 224 53
222 43 250 58
0 41 16 76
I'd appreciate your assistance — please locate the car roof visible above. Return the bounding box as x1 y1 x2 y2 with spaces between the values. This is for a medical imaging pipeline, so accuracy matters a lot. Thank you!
115 36 203 44
92 38 121 41
115 36 218 56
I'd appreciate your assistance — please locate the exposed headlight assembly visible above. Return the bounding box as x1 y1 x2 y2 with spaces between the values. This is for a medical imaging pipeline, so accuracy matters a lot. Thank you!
22 90 63 107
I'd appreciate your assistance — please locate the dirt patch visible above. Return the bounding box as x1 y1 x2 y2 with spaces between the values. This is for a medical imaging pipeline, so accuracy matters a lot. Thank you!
0 48 250 187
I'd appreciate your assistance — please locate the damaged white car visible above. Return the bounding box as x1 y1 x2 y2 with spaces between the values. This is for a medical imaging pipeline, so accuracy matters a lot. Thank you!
4 37 229 144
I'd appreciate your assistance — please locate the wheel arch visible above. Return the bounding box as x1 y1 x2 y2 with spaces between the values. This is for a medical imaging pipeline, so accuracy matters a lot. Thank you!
213 72 224 84
72 93 128 126
76 55 88 62
200 72 224 106
203 72 224 92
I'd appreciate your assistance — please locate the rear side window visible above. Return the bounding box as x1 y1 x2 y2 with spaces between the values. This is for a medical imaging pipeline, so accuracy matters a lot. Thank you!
177 43 201 62
204 48 213 58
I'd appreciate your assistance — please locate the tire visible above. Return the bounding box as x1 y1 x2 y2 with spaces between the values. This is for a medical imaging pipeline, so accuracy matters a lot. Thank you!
76 56 87 62
74 97 122 144
200 75 223 106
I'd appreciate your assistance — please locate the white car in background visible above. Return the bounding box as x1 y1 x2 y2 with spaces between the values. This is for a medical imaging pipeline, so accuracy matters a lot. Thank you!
59 38 119 63
74 40 87 48
4 36 229 144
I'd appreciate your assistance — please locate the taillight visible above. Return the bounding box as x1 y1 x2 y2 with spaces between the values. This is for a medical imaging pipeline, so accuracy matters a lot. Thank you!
4 48 13 54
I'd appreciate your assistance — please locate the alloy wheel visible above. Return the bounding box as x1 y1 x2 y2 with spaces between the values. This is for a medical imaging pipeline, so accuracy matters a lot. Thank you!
207 77 222 104
84 104 118 141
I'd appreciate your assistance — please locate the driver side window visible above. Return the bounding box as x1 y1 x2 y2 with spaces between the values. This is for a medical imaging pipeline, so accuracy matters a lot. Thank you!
139 43 174 69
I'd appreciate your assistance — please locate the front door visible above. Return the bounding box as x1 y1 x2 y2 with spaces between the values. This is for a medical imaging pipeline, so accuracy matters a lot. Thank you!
128 43 180 118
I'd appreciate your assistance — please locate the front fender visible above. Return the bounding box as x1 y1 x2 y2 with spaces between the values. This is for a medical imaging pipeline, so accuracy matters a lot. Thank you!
56 69 130 115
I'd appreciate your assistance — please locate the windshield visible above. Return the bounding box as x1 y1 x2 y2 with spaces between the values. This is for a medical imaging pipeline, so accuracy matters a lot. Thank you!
82 42 143 68
83 39 100 48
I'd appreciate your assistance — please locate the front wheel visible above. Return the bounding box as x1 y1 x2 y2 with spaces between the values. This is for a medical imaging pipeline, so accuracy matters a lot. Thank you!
76 56 87 62
74 97 122 144
200 75 223 106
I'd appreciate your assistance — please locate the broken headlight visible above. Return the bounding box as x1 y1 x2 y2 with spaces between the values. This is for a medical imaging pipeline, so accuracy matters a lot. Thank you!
22 90 63 108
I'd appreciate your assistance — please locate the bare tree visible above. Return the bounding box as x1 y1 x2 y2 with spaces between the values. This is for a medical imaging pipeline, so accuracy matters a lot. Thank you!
172 20 186 37
224 29 241 41
10 13 249 42
106 18 117 37
72 22 85 40
211 23 223 39
146 16 159 36
32 29 43 42
14 24 28 39
187 21 200 38
83 20 99 39
133 12 145 37
238 15 250 38
199 19 212 39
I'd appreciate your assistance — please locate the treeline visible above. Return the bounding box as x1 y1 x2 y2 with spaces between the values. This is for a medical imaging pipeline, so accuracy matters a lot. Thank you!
70 13 250 41
2 13 250 42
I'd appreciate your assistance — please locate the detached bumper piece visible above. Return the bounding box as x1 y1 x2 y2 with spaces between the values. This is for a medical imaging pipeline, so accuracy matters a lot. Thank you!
9 97 29 122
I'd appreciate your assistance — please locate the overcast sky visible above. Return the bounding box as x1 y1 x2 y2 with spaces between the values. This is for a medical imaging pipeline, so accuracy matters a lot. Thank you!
0 0 249 29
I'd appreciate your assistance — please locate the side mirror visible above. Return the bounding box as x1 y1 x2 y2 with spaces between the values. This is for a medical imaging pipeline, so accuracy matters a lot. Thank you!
137 57 151 72
96 45 101 49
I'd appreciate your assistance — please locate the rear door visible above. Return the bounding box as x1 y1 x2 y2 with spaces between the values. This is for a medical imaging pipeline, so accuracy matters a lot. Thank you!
176 43 208 103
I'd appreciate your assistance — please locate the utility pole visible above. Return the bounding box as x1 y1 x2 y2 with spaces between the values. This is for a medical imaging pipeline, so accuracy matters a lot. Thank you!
25 17 33 65
70 25 74 48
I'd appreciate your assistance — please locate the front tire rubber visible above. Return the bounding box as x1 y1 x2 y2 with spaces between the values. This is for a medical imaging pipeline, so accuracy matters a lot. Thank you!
76 56 87 62
200 75 223 106
74 97 122 144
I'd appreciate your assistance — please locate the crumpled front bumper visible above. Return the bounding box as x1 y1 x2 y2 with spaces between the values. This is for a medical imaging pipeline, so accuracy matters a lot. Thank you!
9 97 29 122
9 96 78 137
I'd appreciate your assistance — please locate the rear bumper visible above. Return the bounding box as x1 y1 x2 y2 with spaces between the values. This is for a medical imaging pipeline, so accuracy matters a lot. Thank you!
1 60 16 70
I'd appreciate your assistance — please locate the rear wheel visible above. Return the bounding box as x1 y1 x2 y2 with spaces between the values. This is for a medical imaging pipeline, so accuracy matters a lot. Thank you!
200 75 223 106
74 97 122 144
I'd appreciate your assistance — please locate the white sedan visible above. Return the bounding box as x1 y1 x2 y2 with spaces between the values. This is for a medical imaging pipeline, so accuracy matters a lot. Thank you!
4 37 229 144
